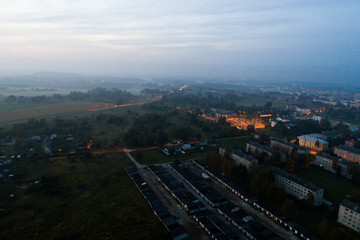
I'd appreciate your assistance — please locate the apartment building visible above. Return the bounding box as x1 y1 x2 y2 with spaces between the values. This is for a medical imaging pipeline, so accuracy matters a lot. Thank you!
314 152 352 179
334 145 360 164
246 141 286 161
297 134 329 151
270 137 310 155
338 199 360 233
219 146 258 170
269 166 324 206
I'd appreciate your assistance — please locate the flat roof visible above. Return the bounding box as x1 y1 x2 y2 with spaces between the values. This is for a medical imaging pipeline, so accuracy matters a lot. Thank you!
336 145 360 155
247 141 273 153
232 150 258 162
316 152 336 160
340 199 360 214
268 166 323 192
298 135 328 144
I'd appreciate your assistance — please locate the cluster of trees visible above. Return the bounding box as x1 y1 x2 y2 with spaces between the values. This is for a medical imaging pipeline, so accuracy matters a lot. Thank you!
5 95 53 104
284 150 313 173
5 87 138 105
187 112 244 139
95 113 127 126
122 113 203 146
326 107 360 123
141 102 176 113
140 88 168 95
161 92 238 111
69 87 136 104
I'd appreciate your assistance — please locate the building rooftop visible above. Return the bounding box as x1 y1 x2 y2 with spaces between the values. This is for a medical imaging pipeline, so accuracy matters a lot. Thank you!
340 199 360 214
298 135 328 145
316 152 337 160
268 166 323 192
271 137 295 148
336 145 360 155
271 137 310 153
232 150 258 162
247 141 273 153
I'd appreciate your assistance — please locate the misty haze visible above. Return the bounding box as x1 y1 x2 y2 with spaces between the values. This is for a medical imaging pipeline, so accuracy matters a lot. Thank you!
0 1 359 240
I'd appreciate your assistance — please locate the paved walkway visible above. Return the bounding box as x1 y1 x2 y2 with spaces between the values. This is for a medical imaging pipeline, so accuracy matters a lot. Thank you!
125 151 145 168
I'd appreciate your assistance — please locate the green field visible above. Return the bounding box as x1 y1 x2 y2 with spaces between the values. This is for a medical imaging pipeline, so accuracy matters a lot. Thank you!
132 149 213 165
0 100 109 123
0 153 171 240
296 167 360 205
216 136 252 150
0 99 42 112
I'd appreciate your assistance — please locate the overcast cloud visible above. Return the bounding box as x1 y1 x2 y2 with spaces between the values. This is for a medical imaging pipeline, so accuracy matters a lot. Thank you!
0 0 359 81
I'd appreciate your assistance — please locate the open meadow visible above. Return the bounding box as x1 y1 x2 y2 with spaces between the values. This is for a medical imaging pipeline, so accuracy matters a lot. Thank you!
0 100 111 123
0 152 171 240
296 167 360 205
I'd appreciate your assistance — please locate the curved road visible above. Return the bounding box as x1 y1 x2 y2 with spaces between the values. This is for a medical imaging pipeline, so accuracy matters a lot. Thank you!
124 151 145 169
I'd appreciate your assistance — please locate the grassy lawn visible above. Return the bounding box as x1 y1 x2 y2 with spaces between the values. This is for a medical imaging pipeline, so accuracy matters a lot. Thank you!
291 204 335 235
132 149 213 165
296 167 360 205
216 136 252 150
0 153 171 240
0 101 109 123
96 104 142 114
0 99 42 112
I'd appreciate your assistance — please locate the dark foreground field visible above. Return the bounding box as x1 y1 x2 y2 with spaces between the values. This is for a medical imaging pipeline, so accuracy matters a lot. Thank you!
0 153 171 240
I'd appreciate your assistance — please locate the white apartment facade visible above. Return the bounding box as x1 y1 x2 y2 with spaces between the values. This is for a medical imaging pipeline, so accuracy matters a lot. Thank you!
219 146 258 170
314 152 352 179
269 166 324 206
338 199 360 233
297 134 329 151
334 145 360 164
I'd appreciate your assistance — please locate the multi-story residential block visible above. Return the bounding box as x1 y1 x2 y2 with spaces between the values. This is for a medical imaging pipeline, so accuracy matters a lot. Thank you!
334 145 360 164
230 151 258 170
297 134 329 151
270 137 310 155
219 146 258 170
246 141 286 161
338 199 360 233
269 166 324 206
314 152 352 179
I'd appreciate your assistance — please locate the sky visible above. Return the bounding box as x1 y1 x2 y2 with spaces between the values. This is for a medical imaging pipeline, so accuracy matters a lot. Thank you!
0 0 359 82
